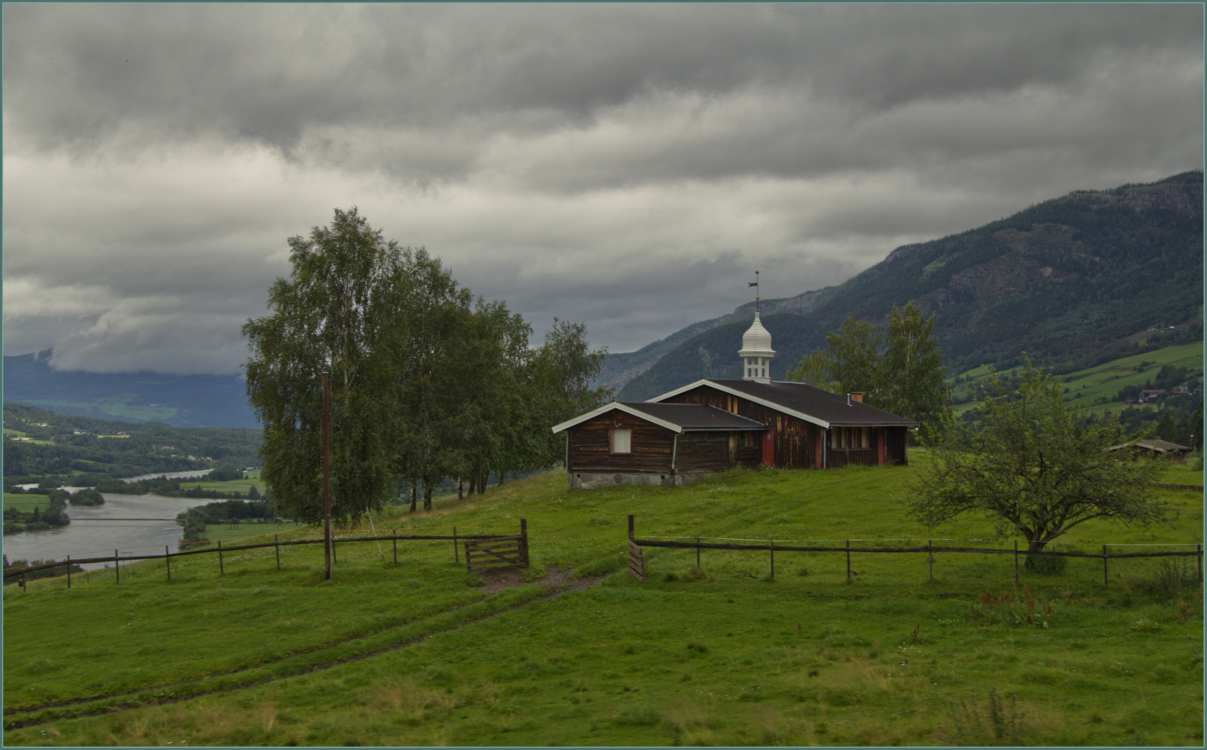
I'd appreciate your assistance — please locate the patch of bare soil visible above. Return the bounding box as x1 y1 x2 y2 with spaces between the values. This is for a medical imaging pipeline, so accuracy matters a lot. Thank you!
478 565 605 595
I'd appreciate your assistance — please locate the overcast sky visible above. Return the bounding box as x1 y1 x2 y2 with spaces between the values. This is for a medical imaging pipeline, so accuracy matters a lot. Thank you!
4 4 1203 375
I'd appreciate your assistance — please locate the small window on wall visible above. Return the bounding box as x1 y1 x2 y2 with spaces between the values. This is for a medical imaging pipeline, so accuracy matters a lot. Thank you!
744 432 754 448
861 427 869 449
611 428 632 453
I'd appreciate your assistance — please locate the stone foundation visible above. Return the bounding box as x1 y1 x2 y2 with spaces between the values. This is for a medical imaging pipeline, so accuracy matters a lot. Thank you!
567 471 712 490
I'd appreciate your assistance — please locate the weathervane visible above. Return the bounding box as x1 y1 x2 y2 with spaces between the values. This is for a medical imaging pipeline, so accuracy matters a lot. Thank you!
748 270 760 314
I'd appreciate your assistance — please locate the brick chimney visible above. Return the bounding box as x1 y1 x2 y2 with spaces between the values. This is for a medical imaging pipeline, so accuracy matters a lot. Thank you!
849 392 864 404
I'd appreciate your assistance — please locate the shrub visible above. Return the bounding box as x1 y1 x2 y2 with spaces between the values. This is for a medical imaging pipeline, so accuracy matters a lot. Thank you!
936 687 1028 746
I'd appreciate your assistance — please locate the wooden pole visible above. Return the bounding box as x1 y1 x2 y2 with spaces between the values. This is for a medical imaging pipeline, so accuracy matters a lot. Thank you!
393 537 398 566
323 371 333 580
454 526 459 563
67 555 72 589
769 540 775 580
628 514 635 541
218 540 224 576
520 518 529 568
165 546 171 581
115 550 120 585
1014 540 1019 584
845 540 851 583
275 534 280 570
1103 544 1108 586
928 539 933 582
696 537 701 570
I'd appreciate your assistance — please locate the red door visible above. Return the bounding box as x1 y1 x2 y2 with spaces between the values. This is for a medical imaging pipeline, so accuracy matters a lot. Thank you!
762 429 775 467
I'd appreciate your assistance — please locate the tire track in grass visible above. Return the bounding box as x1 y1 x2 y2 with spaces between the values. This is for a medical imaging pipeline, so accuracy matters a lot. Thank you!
4 592 484 716
3 571 606 731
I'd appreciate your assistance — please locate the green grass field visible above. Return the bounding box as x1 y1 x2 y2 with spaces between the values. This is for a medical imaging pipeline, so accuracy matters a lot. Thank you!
952 342 1203 418
3 494 52 513
3 458 1202 745
194 521 302 543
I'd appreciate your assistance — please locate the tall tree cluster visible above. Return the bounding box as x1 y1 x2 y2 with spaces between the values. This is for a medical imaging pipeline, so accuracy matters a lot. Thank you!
243 208 609 523
787 302 952 440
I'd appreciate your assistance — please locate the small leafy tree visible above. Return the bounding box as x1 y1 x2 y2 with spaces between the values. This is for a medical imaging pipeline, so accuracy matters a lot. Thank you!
908 362 1164 561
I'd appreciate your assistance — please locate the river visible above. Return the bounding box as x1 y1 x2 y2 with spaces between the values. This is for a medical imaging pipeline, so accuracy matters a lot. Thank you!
3 493 215 570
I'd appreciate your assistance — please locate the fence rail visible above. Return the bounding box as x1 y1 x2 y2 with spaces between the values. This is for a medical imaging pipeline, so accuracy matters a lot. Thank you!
4 521 528 587
625 514 1203 585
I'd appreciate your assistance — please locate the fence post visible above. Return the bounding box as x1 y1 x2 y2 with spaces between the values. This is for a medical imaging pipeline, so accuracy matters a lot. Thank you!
696 537 701 570
1014 540 1019 584
927 539 933 583
67 555 72 590
454 526 459 563
218 540 224 576
1102 544 1108 586
769 540 775 580
628 514 635 541
520 518 529 568
275 534 281 570
165 546 171 581
846 540 851 583
332 533 337 565
115 550 120 585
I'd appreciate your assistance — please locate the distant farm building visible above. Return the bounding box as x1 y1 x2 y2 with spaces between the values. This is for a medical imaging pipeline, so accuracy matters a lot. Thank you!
1108 438 1193 461
553 312 917 489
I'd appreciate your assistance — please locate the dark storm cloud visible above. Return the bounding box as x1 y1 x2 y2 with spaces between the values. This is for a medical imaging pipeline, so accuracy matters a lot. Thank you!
3 4 1202 373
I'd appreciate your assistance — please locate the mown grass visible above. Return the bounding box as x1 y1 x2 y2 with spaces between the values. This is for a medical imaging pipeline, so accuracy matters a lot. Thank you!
3 494 52 512
4 458 1203 745
194 522 302 543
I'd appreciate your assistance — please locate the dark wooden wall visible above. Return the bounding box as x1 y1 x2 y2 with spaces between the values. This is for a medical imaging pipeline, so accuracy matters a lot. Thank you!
884 426 908 465
661 386 818 469
567 411 674 474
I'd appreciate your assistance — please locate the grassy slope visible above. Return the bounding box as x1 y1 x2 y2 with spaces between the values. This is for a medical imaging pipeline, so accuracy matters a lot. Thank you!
3 494 52 513
3 459 1203 746
952 342 1203 418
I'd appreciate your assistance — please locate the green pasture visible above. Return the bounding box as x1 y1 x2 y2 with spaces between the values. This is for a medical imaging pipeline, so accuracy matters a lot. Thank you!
3 428 54 446
952 342 1203 418
4 457 1203 746
3 494 52 512
195 521 302 543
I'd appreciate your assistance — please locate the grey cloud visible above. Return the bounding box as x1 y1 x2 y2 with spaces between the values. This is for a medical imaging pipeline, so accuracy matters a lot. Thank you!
3 4 1202 373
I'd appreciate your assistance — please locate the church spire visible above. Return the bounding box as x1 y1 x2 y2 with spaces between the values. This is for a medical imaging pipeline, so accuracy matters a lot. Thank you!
739 271 774 382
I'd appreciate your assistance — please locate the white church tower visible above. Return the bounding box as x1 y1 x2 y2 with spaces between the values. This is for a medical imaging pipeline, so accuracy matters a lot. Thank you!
739 270 775 383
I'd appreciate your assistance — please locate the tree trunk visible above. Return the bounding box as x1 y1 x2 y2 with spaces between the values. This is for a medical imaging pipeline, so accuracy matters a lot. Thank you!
498 471 505 487
423 479 433 511
458 478 463 500
409 483 417 514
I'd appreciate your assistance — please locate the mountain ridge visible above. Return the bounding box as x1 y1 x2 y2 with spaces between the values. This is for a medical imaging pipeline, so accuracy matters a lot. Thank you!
616 171 1203 401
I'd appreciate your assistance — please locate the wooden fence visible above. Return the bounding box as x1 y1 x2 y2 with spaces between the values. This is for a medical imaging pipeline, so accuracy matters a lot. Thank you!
625 514 1203 585
3 520 529 590
465 519 529 573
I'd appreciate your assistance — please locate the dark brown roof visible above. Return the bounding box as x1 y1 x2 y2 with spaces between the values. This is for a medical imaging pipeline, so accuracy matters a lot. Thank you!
620 402 768 431
656 379 918 428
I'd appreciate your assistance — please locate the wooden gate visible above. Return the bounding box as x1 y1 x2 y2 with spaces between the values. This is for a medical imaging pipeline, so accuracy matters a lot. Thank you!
465 519 529 573
628 538 645 582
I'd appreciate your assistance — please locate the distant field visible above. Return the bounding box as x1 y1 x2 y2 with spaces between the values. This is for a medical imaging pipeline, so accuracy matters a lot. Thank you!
2 494 51 512
195 522 302 542
953 342 1203 418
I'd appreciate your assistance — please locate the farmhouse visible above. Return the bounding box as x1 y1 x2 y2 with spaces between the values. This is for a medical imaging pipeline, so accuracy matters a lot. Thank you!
554 312 918 488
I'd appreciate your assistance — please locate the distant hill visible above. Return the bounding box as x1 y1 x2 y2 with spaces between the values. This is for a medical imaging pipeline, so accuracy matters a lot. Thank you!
2 350 257 428
618 171 1203 401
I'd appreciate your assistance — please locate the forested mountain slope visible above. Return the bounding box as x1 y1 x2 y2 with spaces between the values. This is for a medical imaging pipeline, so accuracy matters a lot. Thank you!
619 172 1203 400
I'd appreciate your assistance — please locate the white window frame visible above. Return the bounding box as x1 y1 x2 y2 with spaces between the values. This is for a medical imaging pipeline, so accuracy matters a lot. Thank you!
611 428 632 454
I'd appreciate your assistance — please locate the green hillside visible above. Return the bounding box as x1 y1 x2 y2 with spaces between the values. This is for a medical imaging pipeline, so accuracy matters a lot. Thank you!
2 402 261 484
951 342 1203 419
4 461 1201 746
619 172 1203 401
